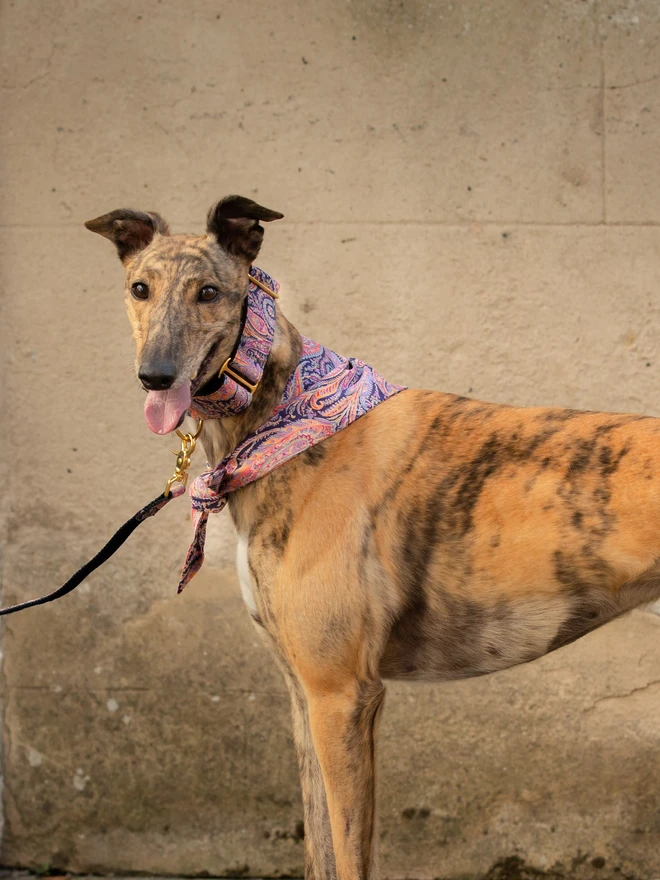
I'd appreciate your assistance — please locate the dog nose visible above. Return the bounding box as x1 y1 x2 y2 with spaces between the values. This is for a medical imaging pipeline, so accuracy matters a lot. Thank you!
138 363 177 391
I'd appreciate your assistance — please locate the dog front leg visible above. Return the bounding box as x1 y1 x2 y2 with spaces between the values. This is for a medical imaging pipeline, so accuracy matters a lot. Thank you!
306 680 385 880
285 674 337 880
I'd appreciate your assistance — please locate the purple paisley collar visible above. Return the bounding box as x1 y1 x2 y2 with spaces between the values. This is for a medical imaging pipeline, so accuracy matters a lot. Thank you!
189 267 279 420
174 267 405 591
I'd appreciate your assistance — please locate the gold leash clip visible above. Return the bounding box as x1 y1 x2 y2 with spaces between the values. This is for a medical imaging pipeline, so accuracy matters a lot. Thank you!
164 420 204 497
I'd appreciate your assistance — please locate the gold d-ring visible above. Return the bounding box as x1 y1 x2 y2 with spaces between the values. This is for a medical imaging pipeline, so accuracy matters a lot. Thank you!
176 419 204 442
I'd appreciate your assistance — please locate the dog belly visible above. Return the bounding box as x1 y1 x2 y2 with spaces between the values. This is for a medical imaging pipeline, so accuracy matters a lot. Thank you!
378 590 576 681
377 559 660 683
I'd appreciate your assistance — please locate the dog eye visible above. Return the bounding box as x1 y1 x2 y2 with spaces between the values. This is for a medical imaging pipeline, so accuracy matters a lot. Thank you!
198 285 219 303
131 282 149 300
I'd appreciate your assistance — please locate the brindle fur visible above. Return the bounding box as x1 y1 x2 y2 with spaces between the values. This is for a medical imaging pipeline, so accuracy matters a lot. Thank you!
86 197 660 880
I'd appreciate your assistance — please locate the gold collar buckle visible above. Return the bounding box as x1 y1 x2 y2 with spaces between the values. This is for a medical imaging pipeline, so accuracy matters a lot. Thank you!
218 358 260 395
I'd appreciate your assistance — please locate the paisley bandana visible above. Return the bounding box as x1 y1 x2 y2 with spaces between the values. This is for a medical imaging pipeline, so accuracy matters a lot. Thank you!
176 268 405 591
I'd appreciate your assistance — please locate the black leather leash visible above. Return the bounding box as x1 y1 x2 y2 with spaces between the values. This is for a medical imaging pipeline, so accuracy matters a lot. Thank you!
1 272 278 618
0 421 203 617
0 493 174 617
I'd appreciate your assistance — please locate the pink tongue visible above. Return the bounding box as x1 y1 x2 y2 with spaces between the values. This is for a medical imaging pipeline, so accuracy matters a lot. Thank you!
144 383 192 435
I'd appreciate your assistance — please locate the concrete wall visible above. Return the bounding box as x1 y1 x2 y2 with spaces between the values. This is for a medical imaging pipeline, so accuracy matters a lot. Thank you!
1 0 660 877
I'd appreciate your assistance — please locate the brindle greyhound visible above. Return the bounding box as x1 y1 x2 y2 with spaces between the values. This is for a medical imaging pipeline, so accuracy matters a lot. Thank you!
86 196 660 880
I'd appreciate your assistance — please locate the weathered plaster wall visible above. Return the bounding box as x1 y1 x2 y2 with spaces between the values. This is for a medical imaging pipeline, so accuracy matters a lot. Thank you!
1 1 660 877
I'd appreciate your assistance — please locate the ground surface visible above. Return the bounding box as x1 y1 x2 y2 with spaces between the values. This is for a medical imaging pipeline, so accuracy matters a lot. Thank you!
0 862 653 880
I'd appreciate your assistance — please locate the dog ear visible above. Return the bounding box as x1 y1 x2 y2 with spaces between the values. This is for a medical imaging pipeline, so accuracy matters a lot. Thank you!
84 209 170 262
206 195 283 262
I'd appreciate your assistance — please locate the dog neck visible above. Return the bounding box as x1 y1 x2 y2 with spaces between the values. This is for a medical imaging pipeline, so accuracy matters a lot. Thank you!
199 308 303 467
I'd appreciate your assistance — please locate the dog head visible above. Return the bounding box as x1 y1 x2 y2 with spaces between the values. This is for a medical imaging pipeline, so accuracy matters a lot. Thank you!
84 196 283 433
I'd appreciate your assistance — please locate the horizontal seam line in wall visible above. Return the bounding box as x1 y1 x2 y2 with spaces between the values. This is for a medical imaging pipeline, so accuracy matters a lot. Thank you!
4 221 660 229
6 685 289 695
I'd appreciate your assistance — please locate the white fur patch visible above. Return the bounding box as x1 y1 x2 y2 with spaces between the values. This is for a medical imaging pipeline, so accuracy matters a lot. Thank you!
236 535 257 615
